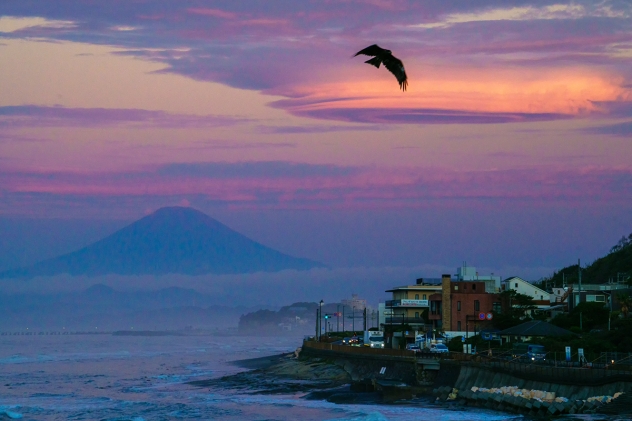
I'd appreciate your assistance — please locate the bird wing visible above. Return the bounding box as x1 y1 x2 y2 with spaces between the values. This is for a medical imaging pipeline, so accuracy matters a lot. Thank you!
382 54 408 91
354 44 385 57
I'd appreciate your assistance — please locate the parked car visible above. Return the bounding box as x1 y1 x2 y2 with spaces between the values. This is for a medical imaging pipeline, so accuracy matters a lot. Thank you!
429 343 449 354
406 344 421 353
342 337 352 345
512 343 546 361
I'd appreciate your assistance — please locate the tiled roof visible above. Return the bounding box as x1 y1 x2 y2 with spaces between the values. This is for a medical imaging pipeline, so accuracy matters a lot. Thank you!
498 320 575 337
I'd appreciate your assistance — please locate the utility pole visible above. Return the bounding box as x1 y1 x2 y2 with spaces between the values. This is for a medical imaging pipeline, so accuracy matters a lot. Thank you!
578 258 582 306
342 306 345 333
319 300 324 340
363 308 367 331
352 306 355 332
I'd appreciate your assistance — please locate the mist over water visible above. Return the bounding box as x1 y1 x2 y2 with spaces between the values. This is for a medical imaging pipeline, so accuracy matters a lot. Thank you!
0 334 526 421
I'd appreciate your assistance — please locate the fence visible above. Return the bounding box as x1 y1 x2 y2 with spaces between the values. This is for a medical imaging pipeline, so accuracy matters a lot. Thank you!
303 340 415 359
451 351 632 386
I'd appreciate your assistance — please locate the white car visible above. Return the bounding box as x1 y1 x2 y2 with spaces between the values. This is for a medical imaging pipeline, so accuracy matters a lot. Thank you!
406 344 421 353
429 343 449 354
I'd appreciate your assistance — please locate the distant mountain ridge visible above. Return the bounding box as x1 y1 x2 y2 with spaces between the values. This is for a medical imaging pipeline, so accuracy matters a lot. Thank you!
0 207 324 278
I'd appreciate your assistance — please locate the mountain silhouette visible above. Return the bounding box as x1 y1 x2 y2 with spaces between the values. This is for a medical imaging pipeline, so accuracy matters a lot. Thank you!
1 207 325 278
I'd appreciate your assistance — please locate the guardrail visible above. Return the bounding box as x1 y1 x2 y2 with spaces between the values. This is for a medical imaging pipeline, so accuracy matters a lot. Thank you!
451 351 632 386
303 340 416 358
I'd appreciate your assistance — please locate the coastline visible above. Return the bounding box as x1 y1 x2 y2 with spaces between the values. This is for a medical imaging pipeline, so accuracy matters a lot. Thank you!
189 345 632 418
229 352 294 370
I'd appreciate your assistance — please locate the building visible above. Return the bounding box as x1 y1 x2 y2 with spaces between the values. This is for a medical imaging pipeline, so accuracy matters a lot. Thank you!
498 320 575 344
384 278 441 331
382 267 501 339
456 264 502 293
341 293 366 311
440 273 500 335
502 276 551 309
567 284 622 312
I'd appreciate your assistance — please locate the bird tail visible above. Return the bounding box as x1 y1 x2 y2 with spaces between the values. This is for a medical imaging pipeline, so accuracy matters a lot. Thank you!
364 57 381 68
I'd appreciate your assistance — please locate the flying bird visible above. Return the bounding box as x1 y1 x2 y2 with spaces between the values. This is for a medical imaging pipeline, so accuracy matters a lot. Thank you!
354 44 408 91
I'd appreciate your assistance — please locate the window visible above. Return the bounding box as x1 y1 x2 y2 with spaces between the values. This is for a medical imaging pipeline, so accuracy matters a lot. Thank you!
515 283 518 288
415 294 419 299
457 321 461 331
463 284 466 290
423 294 427 300
493 302 501 314
457 301 461 311
415 312 419 318
474 300 480 311
540 295 543 300
431 301 436 314
454 286 458 291
472 284 476 290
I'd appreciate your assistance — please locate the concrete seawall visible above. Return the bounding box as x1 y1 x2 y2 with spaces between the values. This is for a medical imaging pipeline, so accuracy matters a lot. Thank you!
454 364 632 401
302 341 632 396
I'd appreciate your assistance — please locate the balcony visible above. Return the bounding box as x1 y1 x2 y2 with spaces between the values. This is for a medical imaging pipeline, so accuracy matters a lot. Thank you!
385 299 429 308
383 316 426 325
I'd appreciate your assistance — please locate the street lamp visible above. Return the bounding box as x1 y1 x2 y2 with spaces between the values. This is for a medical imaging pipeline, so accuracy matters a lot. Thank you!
352 306 356 332
319 300 324 340
604 291 613 331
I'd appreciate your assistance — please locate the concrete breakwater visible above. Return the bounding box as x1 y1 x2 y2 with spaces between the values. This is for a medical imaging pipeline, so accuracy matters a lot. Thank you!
433 363 632 417
433 385 627 417
453 364 632 401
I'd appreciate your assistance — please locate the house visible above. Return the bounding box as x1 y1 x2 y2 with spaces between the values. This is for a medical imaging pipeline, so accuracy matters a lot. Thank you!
498 320 575 344
566 283 628 312
502 276 551 309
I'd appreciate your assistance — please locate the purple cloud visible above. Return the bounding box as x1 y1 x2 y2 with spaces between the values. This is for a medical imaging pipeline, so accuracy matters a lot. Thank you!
583 120 632 136
1 162 631 217
1 1 629 91
1 1 630 125
156 161 361 179
274 106 571 124
257 124 385 134
0 105 251 128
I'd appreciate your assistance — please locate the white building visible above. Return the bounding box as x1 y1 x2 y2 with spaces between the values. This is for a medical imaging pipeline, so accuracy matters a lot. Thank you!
455 264 502 292
341 293 366 311
503 276 551 308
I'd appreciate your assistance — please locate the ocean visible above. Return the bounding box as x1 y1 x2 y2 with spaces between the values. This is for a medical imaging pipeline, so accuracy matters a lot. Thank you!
0 333 598 420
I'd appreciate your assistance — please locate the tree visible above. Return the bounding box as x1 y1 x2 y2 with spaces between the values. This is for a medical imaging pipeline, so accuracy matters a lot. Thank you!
492 290 538 330
550 302 609 331
610 233 632 254
617 293 632 318
499 290 537 318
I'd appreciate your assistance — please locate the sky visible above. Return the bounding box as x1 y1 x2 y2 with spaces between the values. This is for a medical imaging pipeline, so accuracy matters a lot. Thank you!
0 0 631 294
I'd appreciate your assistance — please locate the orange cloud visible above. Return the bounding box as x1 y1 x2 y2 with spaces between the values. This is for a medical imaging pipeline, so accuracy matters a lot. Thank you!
276 64 628 119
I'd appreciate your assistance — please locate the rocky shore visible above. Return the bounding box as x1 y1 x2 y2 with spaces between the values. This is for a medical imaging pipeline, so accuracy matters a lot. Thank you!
189 349 632 417
189 352 352 395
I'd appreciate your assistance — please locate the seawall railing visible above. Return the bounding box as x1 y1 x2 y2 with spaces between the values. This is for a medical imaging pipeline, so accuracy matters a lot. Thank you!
303 340 416 359
451 352 632 386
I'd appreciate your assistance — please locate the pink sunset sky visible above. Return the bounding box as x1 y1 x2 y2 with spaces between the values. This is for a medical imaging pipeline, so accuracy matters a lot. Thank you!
0 0 631 281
